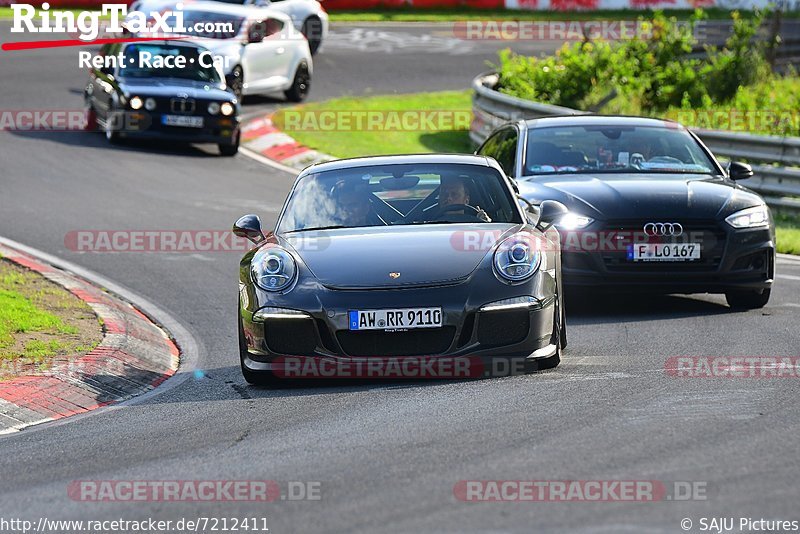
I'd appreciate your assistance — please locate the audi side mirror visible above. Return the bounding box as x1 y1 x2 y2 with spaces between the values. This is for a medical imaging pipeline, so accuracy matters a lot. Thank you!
728 161 754 181
233 214 265 244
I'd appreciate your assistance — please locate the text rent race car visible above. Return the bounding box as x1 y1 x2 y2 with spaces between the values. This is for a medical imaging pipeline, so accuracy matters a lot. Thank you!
477 116 775 309
233 154 568 384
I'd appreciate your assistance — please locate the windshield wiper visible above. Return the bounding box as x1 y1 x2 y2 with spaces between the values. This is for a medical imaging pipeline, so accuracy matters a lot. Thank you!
284 225 349 234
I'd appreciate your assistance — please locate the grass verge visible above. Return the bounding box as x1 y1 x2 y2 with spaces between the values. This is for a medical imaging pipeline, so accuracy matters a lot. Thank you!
274 90 472 159
775 215 800 255
0 259 102 378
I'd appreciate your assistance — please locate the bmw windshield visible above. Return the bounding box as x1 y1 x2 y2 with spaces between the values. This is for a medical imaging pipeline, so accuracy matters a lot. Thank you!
277 163 523 233
524 125 720 176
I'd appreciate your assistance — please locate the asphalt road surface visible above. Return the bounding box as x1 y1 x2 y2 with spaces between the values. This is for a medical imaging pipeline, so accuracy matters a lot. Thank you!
1 21 799 533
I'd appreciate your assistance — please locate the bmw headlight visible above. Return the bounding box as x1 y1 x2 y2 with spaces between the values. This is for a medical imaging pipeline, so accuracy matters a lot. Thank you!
129 96 143 110
556 212 594 230
251 246 297 292
493 233 542 282
208 102 221 115
144 98 157 111
220 102 235 116
725 205 770 229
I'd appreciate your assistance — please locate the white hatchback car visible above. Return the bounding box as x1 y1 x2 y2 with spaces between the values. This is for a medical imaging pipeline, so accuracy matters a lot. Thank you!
129 0 329 54
131 2 314 101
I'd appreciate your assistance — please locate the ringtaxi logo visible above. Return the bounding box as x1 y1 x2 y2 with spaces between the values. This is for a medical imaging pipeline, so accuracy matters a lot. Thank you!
9 2 234 43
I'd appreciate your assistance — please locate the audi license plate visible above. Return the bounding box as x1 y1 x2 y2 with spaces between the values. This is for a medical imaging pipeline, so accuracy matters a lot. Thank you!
162 115 203 128
630 243 701 261
349 307 442 330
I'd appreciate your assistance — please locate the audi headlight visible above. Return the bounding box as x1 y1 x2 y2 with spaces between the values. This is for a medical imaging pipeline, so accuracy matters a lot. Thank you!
220 102 235 116
208 102 221 115
725 205 770 229
493 233 542 282
251 246 297 292
144 98 157 111
129 96 143 110
557 212 594 230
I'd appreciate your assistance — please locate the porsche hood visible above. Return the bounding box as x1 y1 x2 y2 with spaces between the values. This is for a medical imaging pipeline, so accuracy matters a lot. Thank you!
280 224 521 289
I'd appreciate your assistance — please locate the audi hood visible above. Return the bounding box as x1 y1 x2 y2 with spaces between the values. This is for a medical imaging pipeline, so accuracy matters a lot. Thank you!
517 174 765 221
279 224 521 290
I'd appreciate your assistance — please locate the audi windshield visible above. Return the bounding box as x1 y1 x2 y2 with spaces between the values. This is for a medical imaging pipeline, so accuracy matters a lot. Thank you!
524 125 720 176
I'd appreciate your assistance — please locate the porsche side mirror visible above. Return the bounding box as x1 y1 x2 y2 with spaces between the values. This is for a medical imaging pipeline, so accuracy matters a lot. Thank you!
728 161 754 181
537 200 569 231
233 214 265 244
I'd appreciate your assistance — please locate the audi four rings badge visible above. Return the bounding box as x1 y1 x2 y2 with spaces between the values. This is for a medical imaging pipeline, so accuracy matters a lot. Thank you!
643 223 683 236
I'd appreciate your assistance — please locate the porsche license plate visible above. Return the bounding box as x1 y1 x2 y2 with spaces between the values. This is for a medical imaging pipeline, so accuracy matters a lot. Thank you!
629 243 701 261
162 115 203 128
349 308 442 330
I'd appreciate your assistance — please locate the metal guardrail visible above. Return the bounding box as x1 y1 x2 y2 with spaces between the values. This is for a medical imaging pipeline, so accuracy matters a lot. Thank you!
471 73 800 214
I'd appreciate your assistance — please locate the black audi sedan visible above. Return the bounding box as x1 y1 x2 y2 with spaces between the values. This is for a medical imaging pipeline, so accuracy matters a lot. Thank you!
84 40 241 156
233 154 568 384
476 116 775 309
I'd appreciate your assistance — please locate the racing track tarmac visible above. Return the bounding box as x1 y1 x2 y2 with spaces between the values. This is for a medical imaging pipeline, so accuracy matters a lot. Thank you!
1 22 799 533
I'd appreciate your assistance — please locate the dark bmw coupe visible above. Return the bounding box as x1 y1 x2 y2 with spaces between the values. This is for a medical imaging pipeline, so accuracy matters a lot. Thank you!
477 116 775 309
84 40 241 156
234 154 568 384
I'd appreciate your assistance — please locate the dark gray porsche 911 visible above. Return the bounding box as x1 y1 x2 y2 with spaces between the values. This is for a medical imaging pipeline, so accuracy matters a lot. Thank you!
233 154 568 384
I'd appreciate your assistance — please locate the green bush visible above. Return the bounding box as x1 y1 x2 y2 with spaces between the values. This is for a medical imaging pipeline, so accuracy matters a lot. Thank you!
495 9 773 115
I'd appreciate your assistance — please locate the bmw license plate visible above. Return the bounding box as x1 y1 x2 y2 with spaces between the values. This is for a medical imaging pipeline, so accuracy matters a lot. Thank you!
629 243 701 261
349 307 442 330
162 115 203 128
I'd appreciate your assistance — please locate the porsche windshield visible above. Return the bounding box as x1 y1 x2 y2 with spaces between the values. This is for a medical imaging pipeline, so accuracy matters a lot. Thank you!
277 163 522 233
524 125 718 176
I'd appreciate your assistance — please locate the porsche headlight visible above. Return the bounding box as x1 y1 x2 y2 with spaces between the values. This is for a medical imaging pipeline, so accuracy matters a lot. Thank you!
220 102 235 116
251 246 297 292
493 233 542 282
725 205 770 229
556 212 594 230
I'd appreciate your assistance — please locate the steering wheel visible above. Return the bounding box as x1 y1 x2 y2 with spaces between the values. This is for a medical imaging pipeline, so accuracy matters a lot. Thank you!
434 204 482 219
